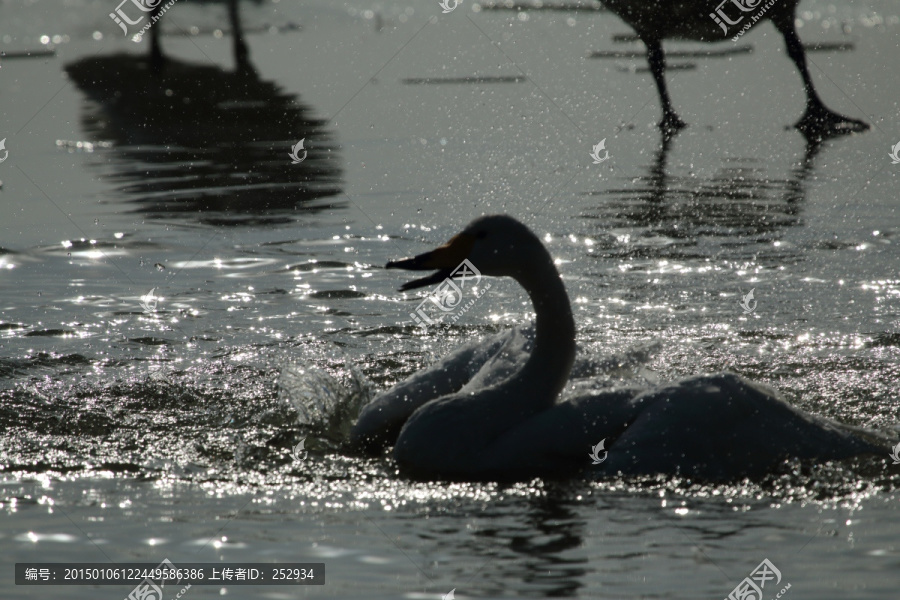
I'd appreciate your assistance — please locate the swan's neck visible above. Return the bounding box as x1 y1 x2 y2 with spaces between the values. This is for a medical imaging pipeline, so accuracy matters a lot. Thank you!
507 249 576 411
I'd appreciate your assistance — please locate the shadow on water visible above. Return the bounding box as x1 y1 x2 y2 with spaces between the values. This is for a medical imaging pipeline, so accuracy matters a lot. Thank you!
63 51 343 227
581 131 826 262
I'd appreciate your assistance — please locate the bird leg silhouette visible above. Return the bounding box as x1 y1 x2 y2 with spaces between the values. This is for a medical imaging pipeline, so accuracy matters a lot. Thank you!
149 4 165 71
147 0 251 73
772 15 868 138
227 0 252 73
645 39 687 134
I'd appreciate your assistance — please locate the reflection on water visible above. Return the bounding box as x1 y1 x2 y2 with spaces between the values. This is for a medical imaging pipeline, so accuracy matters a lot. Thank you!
506 489 590 596
145 0 262 71
64 53 342 227
581 132 824 261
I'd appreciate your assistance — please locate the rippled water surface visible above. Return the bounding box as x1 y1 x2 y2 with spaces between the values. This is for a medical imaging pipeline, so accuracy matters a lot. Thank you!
2 0 900 598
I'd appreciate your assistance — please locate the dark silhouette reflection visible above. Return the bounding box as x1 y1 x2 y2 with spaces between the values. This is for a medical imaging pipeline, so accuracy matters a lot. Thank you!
147 0 260 71
502 487 591 596
598 0 868 138
582 130 825 260
407 484 592 597
64 51 342 227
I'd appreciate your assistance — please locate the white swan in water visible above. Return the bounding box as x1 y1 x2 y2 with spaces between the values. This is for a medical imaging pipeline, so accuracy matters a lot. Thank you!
350 215 889 481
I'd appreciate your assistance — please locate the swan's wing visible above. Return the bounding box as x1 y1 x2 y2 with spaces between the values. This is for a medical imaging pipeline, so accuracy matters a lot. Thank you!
601 373 892 480
352 326 645 458
349 327 520 454
460 325 534 393
474 387 650 480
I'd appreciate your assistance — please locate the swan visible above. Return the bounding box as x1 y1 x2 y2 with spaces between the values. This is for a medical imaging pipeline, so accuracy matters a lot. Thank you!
350 215 889 481
596 0 868 137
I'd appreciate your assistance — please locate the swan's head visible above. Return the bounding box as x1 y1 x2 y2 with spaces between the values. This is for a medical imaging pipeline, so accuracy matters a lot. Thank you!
386 215 547 290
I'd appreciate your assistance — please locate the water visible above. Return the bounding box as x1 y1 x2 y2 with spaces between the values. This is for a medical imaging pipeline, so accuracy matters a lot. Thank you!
2 0 899 598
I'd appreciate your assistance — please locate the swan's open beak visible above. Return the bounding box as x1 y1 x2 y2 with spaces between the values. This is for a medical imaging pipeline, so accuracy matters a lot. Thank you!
386 232 475 291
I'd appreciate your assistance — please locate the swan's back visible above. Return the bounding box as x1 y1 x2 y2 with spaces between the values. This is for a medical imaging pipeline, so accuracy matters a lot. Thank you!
602 373 889 480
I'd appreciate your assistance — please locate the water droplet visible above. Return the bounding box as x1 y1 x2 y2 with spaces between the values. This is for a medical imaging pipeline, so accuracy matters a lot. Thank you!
155 263 166 271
